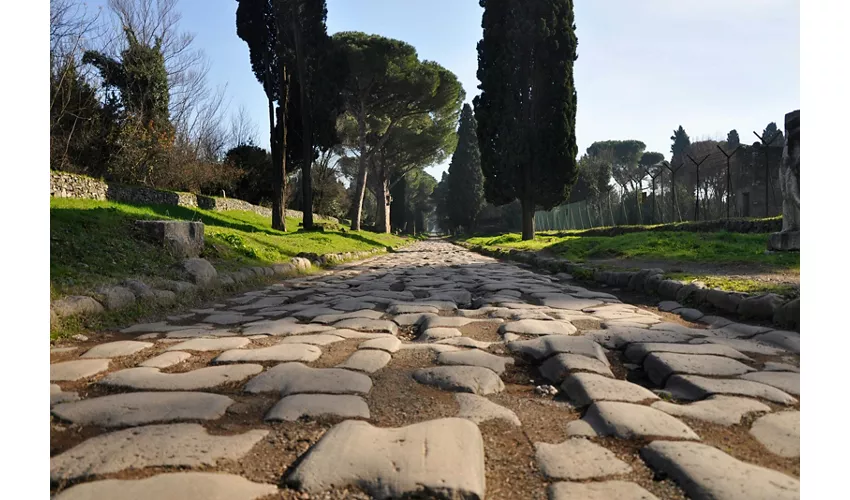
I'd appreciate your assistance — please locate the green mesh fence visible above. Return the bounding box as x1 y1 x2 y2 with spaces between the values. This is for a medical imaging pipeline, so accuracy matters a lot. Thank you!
533 199 604 231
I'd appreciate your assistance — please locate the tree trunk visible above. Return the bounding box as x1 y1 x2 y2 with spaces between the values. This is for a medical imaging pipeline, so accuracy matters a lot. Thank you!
271 79 289 232
374 154 391 234
292 14 313 230
376 176 391 234
520 197 535 240
269 95 285 231
350 103 368 231
635 179 643 223
652 179 657 224
620 186 629 224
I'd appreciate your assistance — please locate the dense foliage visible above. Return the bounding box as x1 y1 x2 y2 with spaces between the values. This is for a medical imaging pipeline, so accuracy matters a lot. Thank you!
475 0 580 240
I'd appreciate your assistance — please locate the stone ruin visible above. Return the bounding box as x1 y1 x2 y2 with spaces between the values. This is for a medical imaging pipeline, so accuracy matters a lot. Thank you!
135 220 205 259
767 110 800 251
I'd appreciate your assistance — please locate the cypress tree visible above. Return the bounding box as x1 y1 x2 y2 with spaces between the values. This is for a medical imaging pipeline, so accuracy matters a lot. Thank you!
447 103 485 233
474 0 579 240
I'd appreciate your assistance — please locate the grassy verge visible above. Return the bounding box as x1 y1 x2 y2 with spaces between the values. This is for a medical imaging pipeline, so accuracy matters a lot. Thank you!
51 197 406 300
462 230 799 269
664 273 798 297
460 230 799 296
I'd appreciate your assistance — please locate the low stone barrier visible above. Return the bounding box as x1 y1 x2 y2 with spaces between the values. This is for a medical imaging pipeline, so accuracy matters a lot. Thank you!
458 242 799 331
50 171 339 223
49 247 386 331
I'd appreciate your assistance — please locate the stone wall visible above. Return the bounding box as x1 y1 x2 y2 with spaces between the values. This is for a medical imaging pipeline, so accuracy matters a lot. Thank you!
50 171 337 222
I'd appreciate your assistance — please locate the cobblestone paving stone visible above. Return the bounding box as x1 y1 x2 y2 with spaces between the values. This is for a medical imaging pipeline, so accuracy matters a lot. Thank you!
50 240 801 499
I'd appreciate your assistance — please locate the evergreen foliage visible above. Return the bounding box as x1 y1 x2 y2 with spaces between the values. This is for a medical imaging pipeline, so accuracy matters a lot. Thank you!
475 0 580 240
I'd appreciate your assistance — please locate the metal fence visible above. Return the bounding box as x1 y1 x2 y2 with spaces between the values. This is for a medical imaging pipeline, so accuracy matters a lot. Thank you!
533 199 599 231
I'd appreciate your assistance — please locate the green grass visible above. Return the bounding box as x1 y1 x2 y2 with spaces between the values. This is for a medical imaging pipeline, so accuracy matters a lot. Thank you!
463 230 799 270
51 197 406 299
665 273 798 297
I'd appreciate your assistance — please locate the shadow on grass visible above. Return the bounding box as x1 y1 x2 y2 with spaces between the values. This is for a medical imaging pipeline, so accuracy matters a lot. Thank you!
51 201 406 296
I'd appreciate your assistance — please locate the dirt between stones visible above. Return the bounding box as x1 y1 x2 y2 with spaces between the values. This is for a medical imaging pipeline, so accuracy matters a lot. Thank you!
50 247 800 499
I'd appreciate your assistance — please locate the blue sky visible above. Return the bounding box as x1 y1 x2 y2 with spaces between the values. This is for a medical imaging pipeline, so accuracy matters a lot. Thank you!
88 0 800 180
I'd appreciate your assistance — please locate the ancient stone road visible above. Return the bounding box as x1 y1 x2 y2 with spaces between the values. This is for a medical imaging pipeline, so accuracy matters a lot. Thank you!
50 240 801 499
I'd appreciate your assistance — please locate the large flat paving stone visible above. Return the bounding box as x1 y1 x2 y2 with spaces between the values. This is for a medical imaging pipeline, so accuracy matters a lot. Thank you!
436 337 495 349
589 328 701 349
334 318 399 335
548 481 660 500
53 472 278 500
51 423 268 482
540 295 604 310
203 312 261 325
739 371 800 396
241 320 333 336
421 316 481 329
413 366 505 395
437 349 514 375
214 343 322 363
566 401 700 440
689 337 786 356
455 393 521 426
753 330 800 353
165 337 251 352
164 327 237 339
266 394 370 421
337 350 392 373
507 335 608 364
330 328 392 340
285 418 486 499
535 438 632 480
387 303 439 314
313 309 384 324
393 312 438 326
278 333 345 346
643 352 755 386
333 300 378 312
499 319 577 336
561 373 658 407
244 362 372 396
398 343 463 354
51 392 233 427
540 353 614 383
665 374 797 405
652 395 772 426
764 361 800 372
51 384 80 405
419 327 462 342
139 351 191 368
99 365 263 390
640 440 799 500
624 342 752 363
292 306 343 320
81 341 153 358
51 359 111 381
749 411 800 457
359 336 402 353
